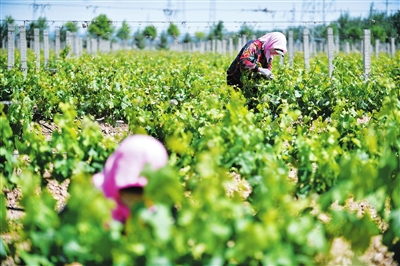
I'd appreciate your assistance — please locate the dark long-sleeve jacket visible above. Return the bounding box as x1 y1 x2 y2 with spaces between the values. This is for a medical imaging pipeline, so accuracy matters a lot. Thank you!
226 39 272 88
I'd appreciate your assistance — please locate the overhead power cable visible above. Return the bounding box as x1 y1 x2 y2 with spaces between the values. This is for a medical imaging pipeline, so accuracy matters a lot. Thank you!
2 19 399 25
1 1 398 13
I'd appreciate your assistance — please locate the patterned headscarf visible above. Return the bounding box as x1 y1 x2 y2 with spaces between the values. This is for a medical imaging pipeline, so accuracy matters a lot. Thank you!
258 32 287 56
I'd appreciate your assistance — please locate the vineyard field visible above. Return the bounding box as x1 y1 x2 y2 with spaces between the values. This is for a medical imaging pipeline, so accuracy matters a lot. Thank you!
1 48 399 265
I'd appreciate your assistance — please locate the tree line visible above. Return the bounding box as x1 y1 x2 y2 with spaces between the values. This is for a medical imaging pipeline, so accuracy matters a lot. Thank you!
1 5 399 50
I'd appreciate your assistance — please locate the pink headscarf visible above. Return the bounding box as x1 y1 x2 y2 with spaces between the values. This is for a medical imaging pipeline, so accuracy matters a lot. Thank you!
258 32 287 55
92 135 168 222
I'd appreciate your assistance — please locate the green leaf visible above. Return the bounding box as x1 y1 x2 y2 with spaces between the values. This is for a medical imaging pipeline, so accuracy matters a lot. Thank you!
0 238 8 257
143 164 183 205
0 192 8 233
139 204 173 243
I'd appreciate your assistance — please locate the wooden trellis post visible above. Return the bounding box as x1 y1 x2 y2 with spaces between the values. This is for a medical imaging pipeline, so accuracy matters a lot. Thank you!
288 31 294 66
222 39 227 55
303 28 310 71
7 24 15 70
228 38 233 57
66 31 72 57
217 40 222 54
73 32 79 56
200 41 205 53
363 29 371 81
55 28 60 58
391 37 395 58
34 28 40 68
279 31 286 65
242 35 247 46
86 37 91 54
345 42 350 54
327 27 334 77
19 26 27 77
237 37 243 52
91 38 97 54
212 39 216 53
43 30 49 66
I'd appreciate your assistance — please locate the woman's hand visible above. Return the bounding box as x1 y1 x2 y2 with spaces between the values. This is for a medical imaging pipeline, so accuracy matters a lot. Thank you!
259 68 274 79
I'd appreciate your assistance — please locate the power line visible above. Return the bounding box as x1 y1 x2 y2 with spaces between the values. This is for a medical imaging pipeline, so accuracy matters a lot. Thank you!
1 1 398 13
2 19 398 25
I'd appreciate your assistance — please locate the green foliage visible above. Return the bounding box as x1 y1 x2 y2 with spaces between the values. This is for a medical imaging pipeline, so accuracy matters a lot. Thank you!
367 9 395 43
60 21 80 42
267 8 397 45
0 104 18 188
142 25 157 41
284 26 304 41
26 17 48 43
116 20 131 41
182 33 192 43
167 23 180 39
1 48 399 265
158 31 169 50
0 15 15 46
194 31 205 42
88 14 114 40
0 192 8 235
208 21 225 40
388 10 400 38
133 29 146 50
337 12 365 44
239 23 254 39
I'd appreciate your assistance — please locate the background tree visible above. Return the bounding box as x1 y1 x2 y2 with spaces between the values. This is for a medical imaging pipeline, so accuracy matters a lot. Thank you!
167 22 180 41
207 21 225 40
116 20 131 46
142 25 157 40
239 23 254 39
388 11 400 38
283 26 304 42
182 33 192 43
158 31 169 50
367 8 396 42
345 25 363 44
194 31 205 43
60 21 79 42
27 17 48 46
142 25 157 49
133 29 146 49
370 24 387 43
337 12 363 44
0 15 15 48
88 14 114 40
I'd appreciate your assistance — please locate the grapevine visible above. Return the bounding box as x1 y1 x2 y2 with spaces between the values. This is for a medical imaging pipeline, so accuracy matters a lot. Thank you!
0 48 399 265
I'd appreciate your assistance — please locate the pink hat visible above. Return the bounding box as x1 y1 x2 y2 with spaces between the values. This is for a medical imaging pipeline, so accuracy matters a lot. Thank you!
92 135 168 222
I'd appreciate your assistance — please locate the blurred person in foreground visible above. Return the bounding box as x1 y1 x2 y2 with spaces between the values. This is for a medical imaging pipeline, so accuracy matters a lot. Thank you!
226 32 287 88
92 135 169 224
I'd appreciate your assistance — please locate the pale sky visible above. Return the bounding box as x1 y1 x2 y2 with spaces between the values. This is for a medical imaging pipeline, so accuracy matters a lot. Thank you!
1 0 399 37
